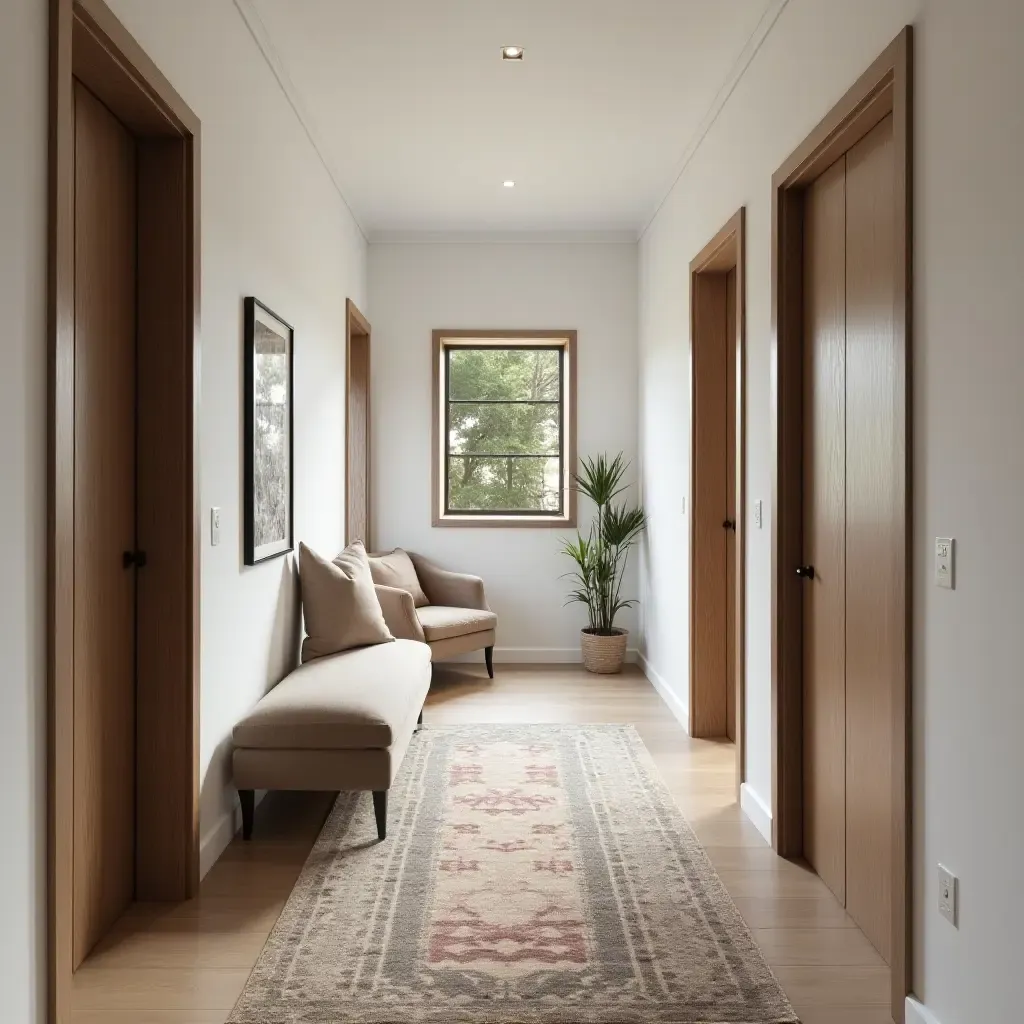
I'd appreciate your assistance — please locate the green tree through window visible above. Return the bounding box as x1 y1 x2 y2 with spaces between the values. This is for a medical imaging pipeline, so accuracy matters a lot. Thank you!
446 346 564 514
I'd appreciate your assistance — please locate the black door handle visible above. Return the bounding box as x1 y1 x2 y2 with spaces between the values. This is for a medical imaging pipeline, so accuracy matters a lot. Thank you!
795 565 815 580
722 519 736 531
123 550 148 569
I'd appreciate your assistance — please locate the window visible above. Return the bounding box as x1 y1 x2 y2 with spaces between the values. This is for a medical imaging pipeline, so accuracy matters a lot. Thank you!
432 331 577 526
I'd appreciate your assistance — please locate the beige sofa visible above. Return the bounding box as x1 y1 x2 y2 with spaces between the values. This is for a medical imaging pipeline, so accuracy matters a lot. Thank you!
373 553 497 676
232 638 431 842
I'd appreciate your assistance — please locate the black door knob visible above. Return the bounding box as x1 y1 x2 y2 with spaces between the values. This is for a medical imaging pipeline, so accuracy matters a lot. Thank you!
123 550 148 569
722 519 736 531
795 565 815 580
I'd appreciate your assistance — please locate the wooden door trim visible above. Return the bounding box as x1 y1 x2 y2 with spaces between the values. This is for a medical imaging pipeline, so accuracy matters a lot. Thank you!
769 27 912 1022
49 0 200 1019
688 207 746 789
345 298 371 547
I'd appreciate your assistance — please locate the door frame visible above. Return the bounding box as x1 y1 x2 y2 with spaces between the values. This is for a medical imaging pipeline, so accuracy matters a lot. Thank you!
688 208 746 790
48 0 201 1017
345 298 372 547
769 27 912 1021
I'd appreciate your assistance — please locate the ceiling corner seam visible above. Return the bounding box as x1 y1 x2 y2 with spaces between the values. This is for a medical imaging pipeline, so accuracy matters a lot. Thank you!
638 0 791 242
231 0 370 245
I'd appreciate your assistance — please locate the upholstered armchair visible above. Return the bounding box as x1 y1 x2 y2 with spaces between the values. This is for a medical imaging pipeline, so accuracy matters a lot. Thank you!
369 551 497 677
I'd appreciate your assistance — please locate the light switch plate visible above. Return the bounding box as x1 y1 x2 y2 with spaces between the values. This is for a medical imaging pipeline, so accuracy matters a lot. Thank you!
211 507 221 547
935 537 954 589
938 864 958 927
681 496 686 515
754 499 763 530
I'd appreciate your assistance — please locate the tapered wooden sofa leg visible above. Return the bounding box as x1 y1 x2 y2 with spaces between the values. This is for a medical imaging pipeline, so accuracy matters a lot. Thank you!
485 645 494 679
239 789 255 841
372 790 388 841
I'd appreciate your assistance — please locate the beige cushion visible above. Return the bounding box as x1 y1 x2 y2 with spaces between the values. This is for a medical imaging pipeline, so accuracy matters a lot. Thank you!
232 639 431 751
368 548 429 607
299 541 393 663
416 605 498 643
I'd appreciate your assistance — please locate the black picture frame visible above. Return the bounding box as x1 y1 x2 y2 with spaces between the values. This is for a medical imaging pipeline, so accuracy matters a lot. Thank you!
243 296 294 565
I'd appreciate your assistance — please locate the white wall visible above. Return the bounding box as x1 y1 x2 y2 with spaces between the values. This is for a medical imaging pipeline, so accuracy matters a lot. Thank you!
103 0 368 872
369 241 639 659
638 0 1024 1020
0 0 48 1019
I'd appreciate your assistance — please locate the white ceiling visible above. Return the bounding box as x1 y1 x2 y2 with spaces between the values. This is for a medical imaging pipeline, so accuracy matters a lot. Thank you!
244 0 775 237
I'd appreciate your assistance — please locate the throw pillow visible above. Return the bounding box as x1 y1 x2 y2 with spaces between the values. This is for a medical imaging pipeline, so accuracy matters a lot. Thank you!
299 540 394 663
367 548 429 607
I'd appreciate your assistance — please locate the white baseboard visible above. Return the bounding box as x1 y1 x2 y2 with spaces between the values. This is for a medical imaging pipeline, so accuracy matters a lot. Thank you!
443 647 639 665
199 790 266 879
906 997 944 1024
638 653 689 734
740 782 773 844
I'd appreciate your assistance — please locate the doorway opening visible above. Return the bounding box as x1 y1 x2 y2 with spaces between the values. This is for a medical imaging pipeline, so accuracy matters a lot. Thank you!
689 209 746 788
345 299 372 547
49 0 200 1018
770 27 912 1023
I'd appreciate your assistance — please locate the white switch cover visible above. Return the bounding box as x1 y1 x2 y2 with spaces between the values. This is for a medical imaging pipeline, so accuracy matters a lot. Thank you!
754 499 763 530
935 537 955 589
211 507 221 547
681 496 686 515
938 864 958 927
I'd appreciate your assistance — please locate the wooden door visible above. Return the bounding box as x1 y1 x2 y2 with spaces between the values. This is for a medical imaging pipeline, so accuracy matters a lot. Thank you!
801 156 847 905
844 114 896 961
72 81 138 967
725 268 737 742
691 274 730 737
346 304 371 547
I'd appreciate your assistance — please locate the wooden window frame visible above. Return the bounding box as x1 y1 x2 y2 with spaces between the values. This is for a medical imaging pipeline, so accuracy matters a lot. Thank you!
432 330 577 528
769 26 912 1023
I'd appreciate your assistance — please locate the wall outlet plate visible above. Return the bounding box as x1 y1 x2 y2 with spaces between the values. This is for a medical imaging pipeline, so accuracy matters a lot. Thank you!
935 537 955 589
754 499 763 530
938 864 958 927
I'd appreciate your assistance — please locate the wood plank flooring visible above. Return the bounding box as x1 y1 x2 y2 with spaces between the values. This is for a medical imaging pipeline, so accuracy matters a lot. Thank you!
70 664 891 1023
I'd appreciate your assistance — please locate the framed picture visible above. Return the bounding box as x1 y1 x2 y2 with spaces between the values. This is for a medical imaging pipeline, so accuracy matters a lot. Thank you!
244 297 294 565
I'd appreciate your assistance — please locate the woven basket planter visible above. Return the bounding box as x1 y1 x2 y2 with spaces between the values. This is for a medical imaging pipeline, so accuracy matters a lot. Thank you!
580 628 629 675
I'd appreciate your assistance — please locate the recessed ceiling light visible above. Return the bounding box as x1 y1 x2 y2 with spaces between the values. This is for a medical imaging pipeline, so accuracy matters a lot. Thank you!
503 180 516 188
501 46 524 60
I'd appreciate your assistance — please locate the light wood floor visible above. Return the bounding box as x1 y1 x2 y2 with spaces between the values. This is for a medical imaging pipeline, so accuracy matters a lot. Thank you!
71 664 891 1023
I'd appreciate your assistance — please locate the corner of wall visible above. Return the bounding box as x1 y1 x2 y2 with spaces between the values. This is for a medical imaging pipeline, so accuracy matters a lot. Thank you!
638 654 689 734
906 997 944 1024
739 783 772 844
199 790 267 879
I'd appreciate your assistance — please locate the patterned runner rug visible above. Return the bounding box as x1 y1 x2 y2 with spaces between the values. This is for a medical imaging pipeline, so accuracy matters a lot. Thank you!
228 724 797 1023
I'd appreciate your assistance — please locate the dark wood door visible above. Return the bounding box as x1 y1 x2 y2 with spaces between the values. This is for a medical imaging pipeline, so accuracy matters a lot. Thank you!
844 113 896 962
800 117 897 963
691 273 730 737
725 267 738 743
801 155 848 906
72 81 138 967
346 319 371 547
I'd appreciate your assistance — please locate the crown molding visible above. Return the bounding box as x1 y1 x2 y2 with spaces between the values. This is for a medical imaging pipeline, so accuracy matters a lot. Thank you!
369 229 640 246
232 0 368 243
640 0 790 239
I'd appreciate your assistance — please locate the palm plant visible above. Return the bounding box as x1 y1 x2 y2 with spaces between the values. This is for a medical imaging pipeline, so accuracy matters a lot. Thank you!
562 453 647 635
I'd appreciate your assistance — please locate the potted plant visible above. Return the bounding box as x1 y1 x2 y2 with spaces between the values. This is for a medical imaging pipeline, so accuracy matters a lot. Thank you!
562 453 647 674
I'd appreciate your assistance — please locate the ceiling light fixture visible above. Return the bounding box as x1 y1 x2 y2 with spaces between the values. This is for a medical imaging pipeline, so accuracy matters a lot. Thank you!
501 46 524 60
503 180 516 188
